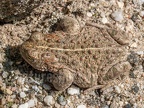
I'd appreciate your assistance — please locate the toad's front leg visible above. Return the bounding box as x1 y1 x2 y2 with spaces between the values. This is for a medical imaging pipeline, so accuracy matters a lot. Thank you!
99 61 132 85
46 68 74 91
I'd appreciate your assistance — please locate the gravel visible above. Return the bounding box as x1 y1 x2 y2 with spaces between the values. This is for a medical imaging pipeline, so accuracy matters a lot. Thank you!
0 0 144 107
18 103 29 108
43 95 55 106
2 71 9 78
28 99 36 108
57 95 67 106
111 10 124 22
67 86 80 95
131 84 139 94
124 103 132 108
20 92 27 98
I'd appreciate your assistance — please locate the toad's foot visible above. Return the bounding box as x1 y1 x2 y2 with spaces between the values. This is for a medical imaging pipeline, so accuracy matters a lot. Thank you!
83 85 105 94
46 68 74 91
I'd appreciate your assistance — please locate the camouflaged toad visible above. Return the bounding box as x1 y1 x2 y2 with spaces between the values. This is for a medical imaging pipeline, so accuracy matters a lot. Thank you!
20 16 132 91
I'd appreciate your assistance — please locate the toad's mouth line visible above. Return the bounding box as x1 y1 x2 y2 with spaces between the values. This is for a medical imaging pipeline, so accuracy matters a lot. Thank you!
35 46 124 52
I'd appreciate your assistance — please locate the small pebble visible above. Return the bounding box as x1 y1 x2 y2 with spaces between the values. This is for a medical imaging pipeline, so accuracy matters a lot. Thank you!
0 98 6 105
12 104 18 108
57 95 67 106
117 1 124 8
131 85 139 93
0 63 3 69
22 87 29 92
127 52 139 66
139 11 144 17
28 99 36 107
77 104 86 108
32 85 39 92
136 51 144 55
67 86 80 95
2 71 9 78
133 103 138 108
87 12 92 17
20 92 26 98
90 3 95 7
111 10 123 22
18 103 28 108
6 89 13 95
101 17 108 24
124 103 132 108
102 105 109 108
130 42 137 48
119 101 124 107
17 77 25 85
114 86 121 93
140 0 144 4
107 101 111 105
44 95 55 106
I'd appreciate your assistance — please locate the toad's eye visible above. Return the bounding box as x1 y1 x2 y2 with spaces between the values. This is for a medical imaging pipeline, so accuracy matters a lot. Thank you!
28 49 39 59
42 53 51 59
41 53 59 64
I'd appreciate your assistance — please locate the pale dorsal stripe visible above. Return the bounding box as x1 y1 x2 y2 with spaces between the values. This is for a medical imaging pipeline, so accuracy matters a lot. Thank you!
35 46 122 52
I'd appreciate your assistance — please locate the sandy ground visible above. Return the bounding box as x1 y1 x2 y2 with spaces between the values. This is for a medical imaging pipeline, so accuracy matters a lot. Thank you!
0 0 144 108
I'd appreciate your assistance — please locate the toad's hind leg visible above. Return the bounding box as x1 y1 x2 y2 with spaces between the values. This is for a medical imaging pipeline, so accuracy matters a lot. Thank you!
100 61 132 84
86 22 130 45
46 68 74 91
83 61 132 94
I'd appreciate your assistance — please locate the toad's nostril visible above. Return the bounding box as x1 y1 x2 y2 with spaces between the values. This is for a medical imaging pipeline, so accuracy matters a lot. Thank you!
47 74 53 82
54 74 58 77
47 73 52 77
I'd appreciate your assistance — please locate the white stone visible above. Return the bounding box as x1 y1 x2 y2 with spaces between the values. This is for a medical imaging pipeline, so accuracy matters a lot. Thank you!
28 99 35 108
139 11 144 17
12 104 18 108
140 0 144 4
17 77 25 85
114 86 121 93
120 84 124 88
101 17 108 24
18 103 28 108
22 87 29 92
32 85 39 92
133 103 138 108
58 95 67 106
119 101 124 107
2 72 9 78
90 3 95 7
87 12 92 17
117 1 124 9
67 86 80 95
77 104 86 108
44 95 55 106
103 105 109 108
136 51 144 55
130 42 137 48
111 10 124 22
6 89 13 95
20 92 26 98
